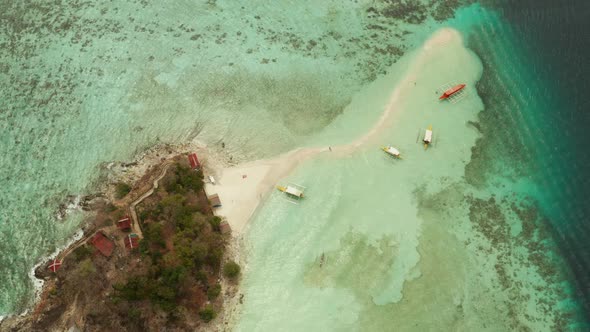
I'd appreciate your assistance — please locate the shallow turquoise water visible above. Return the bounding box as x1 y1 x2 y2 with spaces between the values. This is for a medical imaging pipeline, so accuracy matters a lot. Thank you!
236 4 587 331
0 0 446 316
0 0 587 329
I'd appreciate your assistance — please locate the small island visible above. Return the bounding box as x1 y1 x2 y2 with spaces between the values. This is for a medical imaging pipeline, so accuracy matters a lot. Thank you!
3 153 240 331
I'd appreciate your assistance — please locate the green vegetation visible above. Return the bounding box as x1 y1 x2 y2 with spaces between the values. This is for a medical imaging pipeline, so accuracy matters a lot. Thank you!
25 159 238 331
72 245 93 262
77 259 97 278
199 305 217 322
163 164 204 194
104 203 117 212
207 284 221 300
223 261 241 279
113 160 237 323
115 182 131 199
209 216 222 232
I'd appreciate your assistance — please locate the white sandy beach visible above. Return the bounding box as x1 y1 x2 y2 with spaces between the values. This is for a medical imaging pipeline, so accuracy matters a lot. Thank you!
204 28 462 234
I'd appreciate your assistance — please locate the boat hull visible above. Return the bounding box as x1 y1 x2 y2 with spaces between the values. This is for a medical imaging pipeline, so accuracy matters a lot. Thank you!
439 84 466 100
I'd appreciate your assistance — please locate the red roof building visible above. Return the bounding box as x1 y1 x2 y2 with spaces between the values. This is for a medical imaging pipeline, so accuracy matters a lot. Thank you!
219 221 231 234
48 259 62 273
117 216 131 231
208 194 222 207
124 233 140 250
188 153 200 169
90 232 114 257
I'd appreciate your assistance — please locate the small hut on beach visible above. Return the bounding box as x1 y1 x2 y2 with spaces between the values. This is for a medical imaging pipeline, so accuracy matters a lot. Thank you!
219 221 231 234
188 153 201 169
208 194 222 208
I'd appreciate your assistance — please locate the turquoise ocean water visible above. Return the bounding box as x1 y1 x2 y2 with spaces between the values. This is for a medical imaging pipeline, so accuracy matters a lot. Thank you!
237 3 590 331
0 1 588 330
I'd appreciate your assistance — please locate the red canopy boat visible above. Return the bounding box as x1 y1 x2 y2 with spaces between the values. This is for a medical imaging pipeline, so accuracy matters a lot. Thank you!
439 84 466 100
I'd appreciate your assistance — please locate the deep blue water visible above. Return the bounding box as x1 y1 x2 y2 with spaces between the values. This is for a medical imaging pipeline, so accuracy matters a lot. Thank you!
467 0 590 326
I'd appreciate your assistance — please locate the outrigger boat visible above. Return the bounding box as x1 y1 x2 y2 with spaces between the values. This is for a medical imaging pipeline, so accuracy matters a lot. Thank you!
277 183 305 199
423 125 433 149
439 84 466 100
381 146 402 159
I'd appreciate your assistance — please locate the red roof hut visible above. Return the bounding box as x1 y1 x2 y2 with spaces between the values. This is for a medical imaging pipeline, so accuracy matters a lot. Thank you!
48 259 62 273
90 232 114 257
219 221 231 234
124 233 140 250
208 194 222 208
188 153 201 169
117 216 131 231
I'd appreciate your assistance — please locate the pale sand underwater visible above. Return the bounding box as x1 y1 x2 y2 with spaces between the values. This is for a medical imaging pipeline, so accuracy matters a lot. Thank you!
214 27 576 331
207 28 461 235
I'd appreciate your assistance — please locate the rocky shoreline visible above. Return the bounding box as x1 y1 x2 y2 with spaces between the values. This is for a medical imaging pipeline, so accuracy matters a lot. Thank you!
1 142 244 331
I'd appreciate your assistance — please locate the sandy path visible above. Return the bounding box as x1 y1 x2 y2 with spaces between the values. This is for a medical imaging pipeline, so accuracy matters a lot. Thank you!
129 161 173 238
206 28 460 234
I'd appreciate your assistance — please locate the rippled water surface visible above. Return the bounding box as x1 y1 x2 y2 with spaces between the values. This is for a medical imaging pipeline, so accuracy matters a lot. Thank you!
0 1 588 329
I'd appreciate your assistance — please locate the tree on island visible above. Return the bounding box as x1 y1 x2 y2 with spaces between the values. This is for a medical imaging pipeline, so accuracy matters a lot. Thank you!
223 261 241 279
199 305 217 322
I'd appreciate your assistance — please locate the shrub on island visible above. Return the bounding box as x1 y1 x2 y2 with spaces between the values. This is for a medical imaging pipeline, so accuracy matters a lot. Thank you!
115 182 131 199
223 261 240 279
199 305 217 322
207 284 221 300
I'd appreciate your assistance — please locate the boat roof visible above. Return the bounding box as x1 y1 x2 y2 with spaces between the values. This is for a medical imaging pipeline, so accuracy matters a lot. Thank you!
386 147 400 155
285 186 303 197
424 129 433 142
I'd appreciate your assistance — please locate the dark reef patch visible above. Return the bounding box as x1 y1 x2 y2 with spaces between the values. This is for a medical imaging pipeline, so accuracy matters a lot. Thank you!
416 180 576 330
463 53 533 187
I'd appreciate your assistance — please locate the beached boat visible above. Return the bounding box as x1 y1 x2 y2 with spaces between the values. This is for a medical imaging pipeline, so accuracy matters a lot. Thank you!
439 84 466 100
423 125 433 149
381 146 402 159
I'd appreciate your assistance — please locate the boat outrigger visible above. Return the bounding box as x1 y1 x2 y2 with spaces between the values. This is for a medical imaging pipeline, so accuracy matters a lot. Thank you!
423 125 433 149
439 84 466 100
277 183 306 203
381 146 402 159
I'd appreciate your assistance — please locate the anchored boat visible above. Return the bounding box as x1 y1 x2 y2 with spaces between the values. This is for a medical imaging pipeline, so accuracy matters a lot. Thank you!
277 183 305 199
381 146 402 159
439 84 466 100
423 125 433 149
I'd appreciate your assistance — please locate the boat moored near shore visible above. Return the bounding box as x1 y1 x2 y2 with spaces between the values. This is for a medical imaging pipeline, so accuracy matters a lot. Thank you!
277 183 305 200
381 146 402 159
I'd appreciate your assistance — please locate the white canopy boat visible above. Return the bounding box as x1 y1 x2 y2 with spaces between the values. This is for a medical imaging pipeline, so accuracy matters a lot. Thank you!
277 183 305 199
423 125 433 149
381 146 402 158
